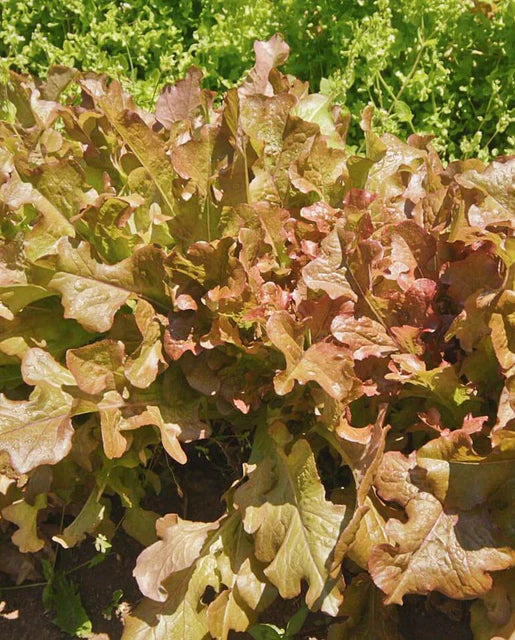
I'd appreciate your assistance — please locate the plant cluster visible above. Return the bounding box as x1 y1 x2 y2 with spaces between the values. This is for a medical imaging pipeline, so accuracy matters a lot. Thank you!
0 37 514 639
1 0 514 160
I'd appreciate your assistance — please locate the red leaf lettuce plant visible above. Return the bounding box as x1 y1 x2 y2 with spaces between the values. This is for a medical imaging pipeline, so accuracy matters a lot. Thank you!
0 37 513 639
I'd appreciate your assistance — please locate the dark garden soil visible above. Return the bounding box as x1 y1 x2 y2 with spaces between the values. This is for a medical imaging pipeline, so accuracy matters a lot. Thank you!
0 530 143 640
0 444 474 640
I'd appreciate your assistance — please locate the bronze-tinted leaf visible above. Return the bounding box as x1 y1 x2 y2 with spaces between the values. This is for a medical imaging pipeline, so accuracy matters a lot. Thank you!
234 423 348 615
0 348 75 473
155 67 203 129
48 239 170 333
267 311 360 400
369 492 514 604
302 224 357 301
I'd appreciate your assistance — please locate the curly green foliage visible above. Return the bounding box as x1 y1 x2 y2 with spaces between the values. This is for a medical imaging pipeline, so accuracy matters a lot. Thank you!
1 0 514 159
0 0 194 104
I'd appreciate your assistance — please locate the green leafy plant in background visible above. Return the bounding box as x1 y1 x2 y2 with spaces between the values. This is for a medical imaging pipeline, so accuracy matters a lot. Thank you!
249 604 309 639
0 0 513 160
41 560 93 638
0 37 514 640
103 589 124 621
